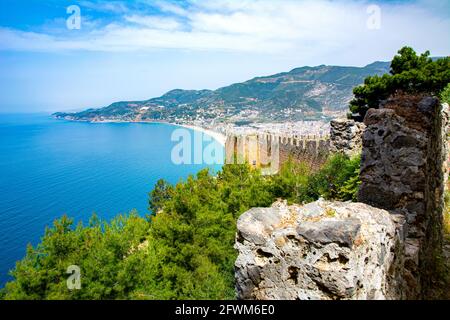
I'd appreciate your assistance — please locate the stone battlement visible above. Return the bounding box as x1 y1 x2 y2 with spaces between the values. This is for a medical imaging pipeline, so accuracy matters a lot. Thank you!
225 133 330 174
224 119 364 173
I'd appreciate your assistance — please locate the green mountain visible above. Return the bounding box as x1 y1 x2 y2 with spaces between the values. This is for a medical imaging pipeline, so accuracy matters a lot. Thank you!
54 61 390 123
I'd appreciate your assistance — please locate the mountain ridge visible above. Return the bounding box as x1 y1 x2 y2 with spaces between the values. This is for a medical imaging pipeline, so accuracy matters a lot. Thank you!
54 61 391 124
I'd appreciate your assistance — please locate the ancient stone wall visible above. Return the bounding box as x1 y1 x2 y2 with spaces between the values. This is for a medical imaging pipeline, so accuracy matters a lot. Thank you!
224 105 436 176
225 134 280 174
330 119 365 157
278 136 330 171
234 95 448 300
358 95 447 298
225 133 330 174
224 120 364 174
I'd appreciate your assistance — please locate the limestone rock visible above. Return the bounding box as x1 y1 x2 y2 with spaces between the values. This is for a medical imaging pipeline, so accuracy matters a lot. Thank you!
235 200 405 300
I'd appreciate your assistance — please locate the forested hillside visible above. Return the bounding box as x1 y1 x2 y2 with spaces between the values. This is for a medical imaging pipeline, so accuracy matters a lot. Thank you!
54 62 390 123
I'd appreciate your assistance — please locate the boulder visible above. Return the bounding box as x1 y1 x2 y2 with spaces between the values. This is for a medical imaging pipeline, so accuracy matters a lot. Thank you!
235 200 405 300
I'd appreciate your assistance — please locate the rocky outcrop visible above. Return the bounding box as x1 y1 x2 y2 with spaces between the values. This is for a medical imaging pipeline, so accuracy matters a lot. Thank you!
235 200 406 300
330 119 365 157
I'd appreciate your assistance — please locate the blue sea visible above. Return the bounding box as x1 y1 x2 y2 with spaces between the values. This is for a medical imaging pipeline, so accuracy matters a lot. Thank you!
0 114 223 287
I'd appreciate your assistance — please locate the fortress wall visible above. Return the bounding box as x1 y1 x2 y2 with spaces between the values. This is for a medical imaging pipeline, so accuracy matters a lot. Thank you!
225 132 331 173
225 117 369 173
358 95 447 298
330 119 365 156
225 135 237 164
224 120 365 174
235 96 448 300
279 136 330 171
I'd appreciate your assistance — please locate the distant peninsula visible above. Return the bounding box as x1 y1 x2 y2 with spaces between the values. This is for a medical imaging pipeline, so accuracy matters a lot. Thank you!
54 61 390 125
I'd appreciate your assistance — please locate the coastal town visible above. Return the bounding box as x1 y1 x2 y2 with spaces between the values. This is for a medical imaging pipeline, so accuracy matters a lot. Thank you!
57 102 337 150
192 119 331 139
54 61 380 140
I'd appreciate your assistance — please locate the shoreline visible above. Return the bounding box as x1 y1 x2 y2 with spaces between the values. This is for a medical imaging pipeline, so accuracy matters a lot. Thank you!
53 116 227 147
177 124 226 147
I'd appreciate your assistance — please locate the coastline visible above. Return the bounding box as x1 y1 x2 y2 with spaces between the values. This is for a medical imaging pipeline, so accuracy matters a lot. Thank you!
177 124 226 147
53 116 227 147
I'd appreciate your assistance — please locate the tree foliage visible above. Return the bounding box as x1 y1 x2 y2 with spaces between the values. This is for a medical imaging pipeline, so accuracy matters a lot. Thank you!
441 83 450 105
149 179 174 214
2 154 360 300
308 154 361 201
2 213 150 300
350 47 450 119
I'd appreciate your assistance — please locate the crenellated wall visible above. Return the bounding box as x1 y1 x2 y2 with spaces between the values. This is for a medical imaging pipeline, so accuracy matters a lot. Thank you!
278 136 330 171
224 119 365 174
225 133 330 174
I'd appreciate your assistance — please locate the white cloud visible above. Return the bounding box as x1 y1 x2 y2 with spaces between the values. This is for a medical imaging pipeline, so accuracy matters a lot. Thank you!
78 1 129 14
154 1 189 16
125 15 182 31
0 0 449 61
0 25 287 53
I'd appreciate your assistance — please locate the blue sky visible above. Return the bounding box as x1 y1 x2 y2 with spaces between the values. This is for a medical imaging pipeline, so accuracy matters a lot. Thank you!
0 0 449 113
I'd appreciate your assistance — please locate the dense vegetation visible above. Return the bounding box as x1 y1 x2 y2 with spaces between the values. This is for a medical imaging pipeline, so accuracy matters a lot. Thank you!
350 47 450 119
441 83 450 105
1 154 360 300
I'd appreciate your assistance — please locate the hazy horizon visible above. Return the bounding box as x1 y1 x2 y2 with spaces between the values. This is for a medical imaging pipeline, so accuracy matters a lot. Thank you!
1 0 449 113
0 59 393 114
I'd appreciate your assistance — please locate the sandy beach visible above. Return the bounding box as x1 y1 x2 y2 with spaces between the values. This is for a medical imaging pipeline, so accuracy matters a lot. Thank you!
178 124 226 147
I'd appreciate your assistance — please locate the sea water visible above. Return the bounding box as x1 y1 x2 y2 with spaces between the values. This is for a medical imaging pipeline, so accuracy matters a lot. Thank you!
0 114 222 286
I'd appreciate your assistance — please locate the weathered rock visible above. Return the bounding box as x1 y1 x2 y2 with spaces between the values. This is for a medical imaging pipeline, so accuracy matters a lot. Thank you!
235 200 405 300
235 95 448 300
358 94 447 298
442 103 450 191
330 119 365 156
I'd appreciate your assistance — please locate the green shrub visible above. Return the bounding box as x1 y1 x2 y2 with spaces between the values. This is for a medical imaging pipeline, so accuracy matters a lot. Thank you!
350 47 450 119
2 213 150 300
2 155 362 300
441 83 450 105
308 153 361 201
270 157 314 204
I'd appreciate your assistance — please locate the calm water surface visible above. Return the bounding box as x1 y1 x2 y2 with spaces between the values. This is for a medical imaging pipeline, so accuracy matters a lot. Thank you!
0 114 222 286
